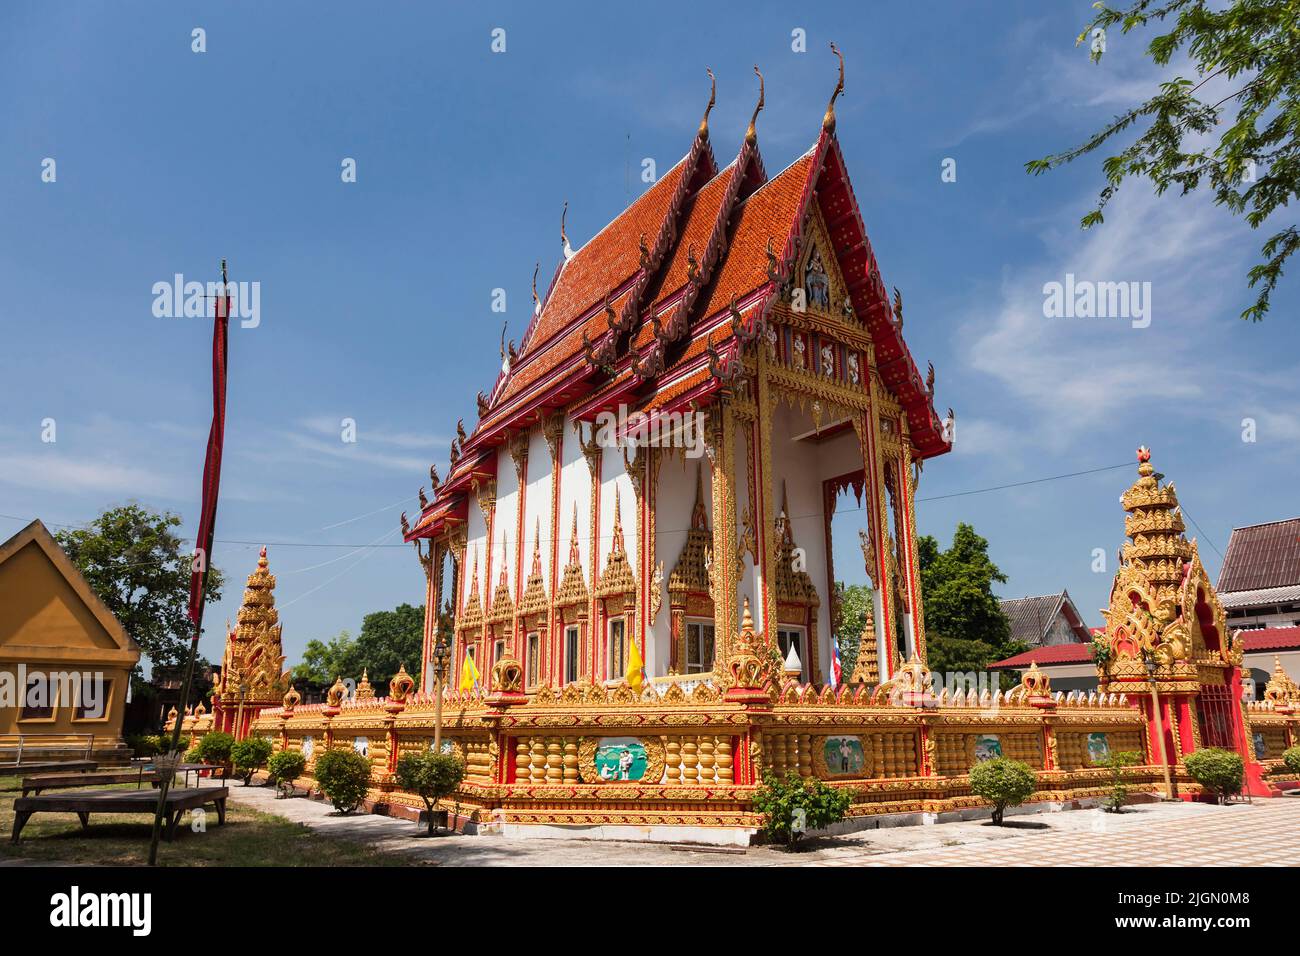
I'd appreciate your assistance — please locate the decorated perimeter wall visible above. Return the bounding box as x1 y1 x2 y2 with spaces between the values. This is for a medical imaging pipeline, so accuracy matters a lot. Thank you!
227 660 1299 834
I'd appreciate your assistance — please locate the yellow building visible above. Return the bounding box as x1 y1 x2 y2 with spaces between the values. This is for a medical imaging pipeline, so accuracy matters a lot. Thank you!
0 520 139 763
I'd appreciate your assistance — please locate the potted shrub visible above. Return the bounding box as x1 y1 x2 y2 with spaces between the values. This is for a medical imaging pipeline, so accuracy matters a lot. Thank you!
231 737 274 785
1184 748 1244 804
969 757 1037 824
313 748 372 814
752 770 853 850
1095 749 1141 812
394 751 466 835
267 750 308 798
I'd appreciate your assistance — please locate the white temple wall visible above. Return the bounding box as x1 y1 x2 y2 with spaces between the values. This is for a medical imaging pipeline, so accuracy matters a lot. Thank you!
766 401 848 681
651 450 709 677
491 445 519 597
462 493 488 612
521 428 553 588
557 416 593 580
597 448 637 577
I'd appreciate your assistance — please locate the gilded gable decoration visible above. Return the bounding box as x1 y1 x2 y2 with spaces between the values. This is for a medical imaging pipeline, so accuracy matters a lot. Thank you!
556 505 590 608
518 518 549 619
595 487 637 599
488 536 516 624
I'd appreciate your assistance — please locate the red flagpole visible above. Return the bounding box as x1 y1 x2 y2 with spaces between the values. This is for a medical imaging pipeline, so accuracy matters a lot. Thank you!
149 259 232 865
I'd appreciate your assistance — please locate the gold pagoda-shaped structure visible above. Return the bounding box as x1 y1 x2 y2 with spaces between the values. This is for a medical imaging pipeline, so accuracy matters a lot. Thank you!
211 547 292 739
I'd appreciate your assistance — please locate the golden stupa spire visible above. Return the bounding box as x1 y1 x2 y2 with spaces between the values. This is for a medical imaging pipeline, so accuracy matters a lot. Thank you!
1119 445 1193 597
215 546 290 704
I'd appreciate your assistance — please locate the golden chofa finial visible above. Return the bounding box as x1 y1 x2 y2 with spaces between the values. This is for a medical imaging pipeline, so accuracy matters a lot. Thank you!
698 68 716 140
823 42 845 132
531 261 541 315
745 65 765 146
561 201 575 260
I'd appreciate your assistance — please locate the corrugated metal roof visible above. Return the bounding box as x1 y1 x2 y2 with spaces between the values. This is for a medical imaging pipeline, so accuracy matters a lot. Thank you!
1220 583 1300 608
1217 517 1300 593
999 591 1089 646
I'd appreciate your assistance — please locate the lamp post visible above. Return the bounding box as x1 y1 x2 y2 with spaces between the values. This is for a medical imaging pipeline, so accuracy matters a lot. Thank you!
1142 652 1177 800
432 640 451 753
235 682 249 742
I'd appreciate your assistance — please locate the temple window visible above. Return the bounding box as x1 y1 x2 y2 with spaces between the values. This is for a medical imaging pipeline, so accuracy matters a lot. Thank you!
73 679 112 721
777 627 807 681
526 632 540 688
684 619 715 673
565 625 580 684
493 638 506 668
608 617 627 679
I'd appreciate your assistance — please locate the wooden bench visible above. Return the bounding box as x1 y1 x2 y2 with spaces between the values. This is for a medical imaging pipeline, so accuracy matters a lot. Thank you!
20 768 162 797
0 760 97 778
10 787 228 843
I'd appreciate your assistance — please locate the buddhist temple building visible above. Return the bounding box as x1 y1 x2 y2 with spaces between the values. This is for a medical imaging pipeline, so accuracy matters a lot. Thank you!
402 58 951 700
237 59 1298 839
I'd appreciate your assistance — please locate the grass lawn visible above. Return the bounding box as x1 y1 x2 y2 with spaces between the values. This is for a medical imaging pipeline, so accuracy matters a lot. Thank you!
0 780 405 867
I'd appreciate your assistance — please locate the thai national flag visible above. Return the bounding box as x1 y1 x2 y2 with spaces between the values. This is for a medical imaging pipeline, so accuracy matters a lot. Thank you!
829 640 842 688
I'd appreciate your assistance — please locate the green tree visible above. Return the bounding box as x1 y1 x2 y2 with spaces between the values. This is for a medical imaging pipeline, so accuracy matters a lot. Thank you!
752 770 853 850
1184 747 1245 804
353 603 425 688
313 748 372 814
832 583 873 676
1027 0 1300 322
231 737 273 785
1097 749 1143 812
969 757 1037 825
395 751 466 835
55 504 224 669
267 750 307 797
292 630 359 685
918 524 1024 679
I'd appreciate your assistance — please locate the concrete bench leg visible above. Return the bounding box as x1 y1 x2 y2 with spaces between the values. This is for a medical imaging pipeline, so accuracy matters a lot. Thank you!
165 809 182 842
76 811 90 829
215 798 227 826
11 811 31 844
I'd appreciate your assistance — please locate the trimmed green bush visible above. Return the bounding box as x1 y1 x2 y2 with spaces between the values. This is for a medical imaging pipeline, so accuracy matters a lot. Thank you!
313 748 372 814
1185 747 1244 804
267 750 307 796
1282 745 1300 776
191 731 235 766
126 733 161 758
969 757 1037 824
231 737 274 785
1095 749 1142 812
395 752 466 835
752 770 853 850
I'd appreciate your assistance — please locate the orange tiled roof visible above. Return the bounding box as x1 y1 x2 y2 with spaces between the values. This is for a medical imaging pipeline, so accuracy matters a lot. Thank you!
408 120 953 543
496 157 691 405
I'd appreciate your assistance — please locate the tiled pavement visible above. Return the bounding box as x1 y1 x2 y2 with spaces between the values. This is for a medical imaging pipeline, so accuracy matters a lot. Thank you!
210 780 1300 866
820 798 1300 867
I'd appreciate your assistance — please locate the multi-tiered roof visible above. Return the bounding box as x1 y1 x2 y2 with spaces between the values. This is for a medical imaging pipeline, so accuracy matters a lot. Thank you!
406 55 949 543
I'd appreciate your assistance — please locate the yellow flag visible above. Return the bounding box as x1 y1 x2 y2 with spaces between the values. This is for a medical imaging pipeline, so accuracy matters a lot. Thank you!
625 637 645 692
459 653 480 693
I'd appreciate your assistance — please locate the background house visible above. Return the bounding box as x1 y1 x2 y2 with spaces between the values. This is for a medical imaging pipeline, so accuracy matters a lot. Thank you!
1000 590 1091 648
1217 517 1300 629
0 520 138 763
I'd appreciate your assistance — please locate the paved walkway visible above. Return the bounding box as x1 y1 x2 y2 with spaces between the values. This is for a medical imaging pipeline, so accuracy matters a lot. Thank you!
207 781 1300 866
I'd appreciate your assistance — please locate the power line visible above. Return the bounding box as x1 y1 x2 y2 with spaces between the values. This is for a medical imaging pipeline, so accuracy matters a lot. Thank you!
0 459 1142 550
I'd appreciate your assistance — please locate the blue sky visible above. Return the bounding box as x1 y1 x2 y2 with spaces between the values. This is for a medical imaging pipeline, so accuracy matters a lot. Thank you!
2 1 1296 668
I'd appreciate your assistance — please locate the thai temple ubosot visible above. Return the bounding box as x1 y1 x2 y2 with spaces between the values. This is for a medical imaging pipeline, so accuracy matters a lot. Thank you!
172 59 1299 841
